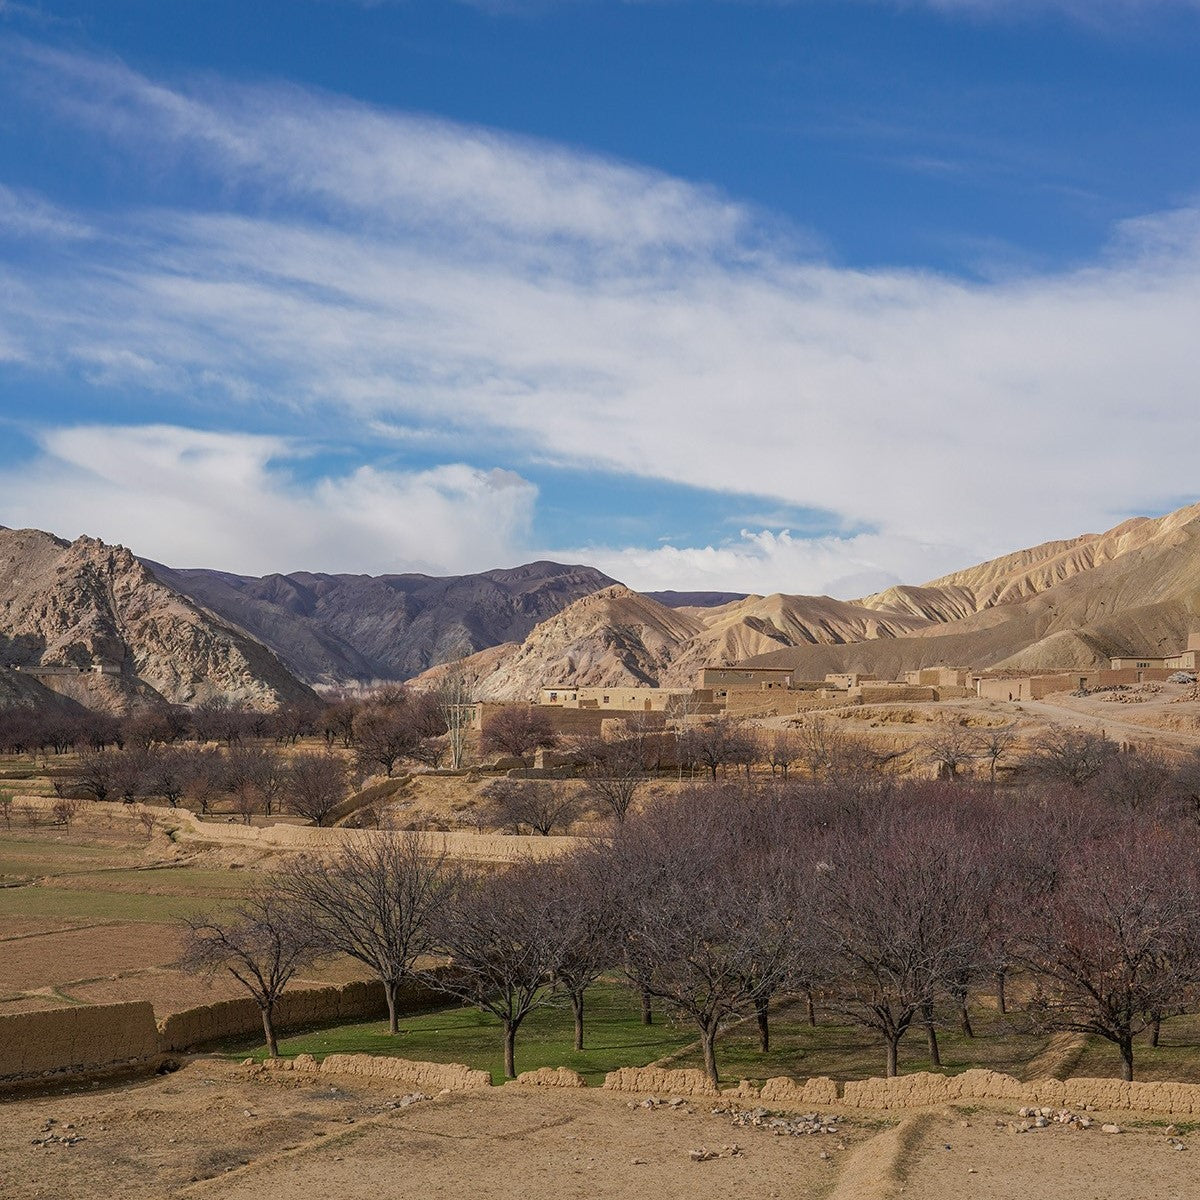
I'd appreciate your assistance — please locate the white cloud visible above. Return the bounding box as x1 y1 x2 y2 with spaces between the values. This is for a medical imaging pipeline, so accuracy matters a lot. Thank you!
1 46 1199 593
576 528 973 597
0 425 538 575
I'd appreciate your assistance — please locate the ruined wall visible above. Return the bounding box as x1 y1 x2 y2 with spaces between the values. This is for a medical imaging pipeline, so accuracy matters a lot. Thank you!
0 1001 160 1086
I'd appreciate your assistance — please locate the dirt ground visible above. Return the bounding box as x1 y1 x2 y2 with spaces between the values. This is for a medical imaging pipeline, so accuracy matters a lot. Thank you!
0 1060 854 1199
894 1109 1200 1200
3 1061 1200 1200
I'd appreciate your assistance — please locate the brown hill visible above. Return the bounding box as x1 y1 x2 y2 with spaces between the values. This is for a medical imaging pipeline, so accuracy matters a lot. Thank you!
0 528 316 713
432 502 1200 700
744 503 1200 678
420 584 936 700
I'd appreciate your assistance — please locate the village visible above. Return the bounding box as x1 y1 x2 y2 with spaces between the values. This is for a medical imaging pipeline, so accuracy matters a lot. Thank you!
513 633 1200 734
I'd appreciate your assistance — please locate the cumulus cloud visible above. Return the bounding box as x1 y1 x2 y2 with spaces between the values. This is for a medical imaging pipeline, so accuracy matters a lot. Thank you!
0 44 1198 591
0 426 538 575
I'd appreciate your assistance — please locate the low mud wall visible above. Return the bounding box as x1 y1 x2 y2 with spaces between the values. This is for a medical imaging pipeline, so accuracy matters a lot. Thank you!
603 1066 722 1097
601 1064 1200 1117
263 1051 491 1092
0 1001 160 1087
0 975 451 1089
158 976 447 1053
12 797 581 863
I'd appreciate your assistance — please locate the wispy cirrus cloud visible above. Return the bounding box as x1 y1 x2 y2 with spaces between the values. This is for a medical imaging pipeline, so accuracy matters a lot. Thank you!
0 41 1199 591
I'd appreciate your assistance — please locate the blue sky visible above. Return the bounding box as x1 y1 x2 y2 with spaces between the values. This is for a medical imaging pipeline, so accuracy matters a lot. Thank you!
1 1 1199 593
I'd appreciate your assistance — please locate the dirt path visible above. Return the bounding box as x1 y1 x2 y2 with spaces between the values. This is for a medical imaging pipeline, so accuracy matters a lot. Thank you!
1019 698 1200 747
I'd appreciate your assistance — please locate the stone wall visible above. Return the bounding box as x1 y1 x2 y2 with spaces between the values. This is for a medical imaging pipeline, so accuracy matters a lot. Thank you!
0 1001 160 1087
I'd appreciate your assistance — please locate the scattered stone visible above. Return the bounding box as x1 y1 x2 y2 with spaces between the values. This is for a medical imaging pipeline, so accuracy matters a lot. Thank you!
720 1108 841 1138
1101 1124 1122 1135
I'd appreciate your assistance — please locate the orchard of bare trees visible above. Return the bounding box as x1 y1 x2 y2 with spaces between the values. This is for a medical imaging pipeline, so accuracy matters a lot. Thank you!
182 762 1200 1085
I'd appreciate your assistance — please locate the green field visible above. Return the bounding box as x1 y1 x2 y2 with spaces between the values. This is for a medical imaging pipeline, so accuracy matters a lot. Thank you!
233 982 697 1085
0 884 231 922
230 982 1189 1088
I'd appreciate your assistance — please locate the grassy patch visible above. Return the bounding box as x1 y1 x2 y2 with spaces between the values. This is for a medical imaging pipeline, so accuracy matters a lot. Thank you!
231 982 696 1085
0 884 234 923
1070 1015 1200 1084
667 1003 1055 1086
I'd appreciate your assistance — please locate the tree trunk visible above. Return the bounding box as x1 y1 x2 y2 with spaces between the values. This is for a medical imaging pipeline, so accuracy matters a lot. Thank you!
957 998 974 1039
503 1022 517 1080
755 994 770 1054
700 1025 719 1088
262 1005 279 1059
806 989 817 1027
572 990 585 1052
1119 1035 1134 1082
995 970 1007 1016
925 1024 941 1068
386 981 399 1035
885 1035 899 1079
641 990 653 1026
1149 1015 1161 1048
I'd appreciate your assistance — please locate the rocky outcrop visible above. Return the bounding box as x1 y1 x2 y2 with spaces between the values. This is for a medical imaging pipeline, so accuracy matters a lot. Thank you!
0 528 314 712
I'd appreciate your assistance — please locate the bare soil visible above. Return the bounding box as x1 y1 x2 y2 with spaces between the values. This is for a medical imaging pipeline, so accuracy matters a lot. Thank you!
0 1060 852 1199
4 1063 1199 1200
896 1109 1200 1200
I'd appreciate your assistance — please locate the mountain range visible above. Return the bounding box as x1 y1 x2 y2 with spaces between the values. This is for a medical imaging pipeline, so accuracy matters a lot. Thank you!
2 500 1198 711
413 502 1200 699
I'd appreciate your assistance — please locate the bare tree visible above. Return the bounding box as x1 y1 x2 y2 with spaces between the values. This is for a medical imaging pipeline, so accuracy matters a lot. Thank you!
481 778 580 836
541 851 620 1050
681 717 756 782
287 751 350 827
575 731 649 824
437 664 474 770
352 704 420 778
181 890 319 1057
480 705 556 759
973 725 1017 789
924 720 976 781
612 794 782 1087
226 744 289 818
51 796 82 829
178 745 227 815
1024 727 1116 789
1092 744 1173 815
766 729 801 780
0 789 12 829
817 813 985 1077
428 861 568 1078
74 748 116 803
281 832 458 1033
1017 825 1200 1081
